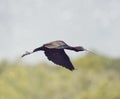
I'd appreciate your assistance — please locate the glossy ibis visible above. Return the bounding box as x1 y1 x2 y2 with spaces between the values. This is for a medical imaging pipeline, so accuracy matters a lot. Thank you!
21 40 94 71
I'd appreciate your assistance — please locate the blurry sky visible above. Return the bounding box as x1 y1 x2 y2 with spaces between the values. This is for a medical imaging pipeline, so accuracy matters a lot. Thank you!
0 0 120 62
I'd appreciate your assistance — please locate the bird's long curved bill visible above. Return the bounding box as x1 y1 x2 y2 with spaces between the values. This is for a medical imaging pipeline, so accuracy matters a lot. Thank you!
21 51 33 57
84 49 96 55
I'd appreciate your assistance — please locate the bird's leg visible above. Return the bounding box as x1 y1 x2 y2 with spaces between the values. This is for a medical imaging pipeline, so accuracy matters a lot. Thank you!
21 46 44 58
21 51 33 57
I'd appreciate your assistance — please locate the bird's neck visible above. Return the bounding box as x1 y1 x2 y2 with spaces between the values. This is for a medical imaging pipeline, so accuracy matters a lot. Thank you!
66 46 79 52
66 46 84 52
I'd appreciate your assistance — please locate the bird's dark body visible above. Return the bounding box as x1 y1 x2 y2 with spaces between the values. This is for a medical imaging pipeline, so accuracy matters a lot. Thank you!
22 40 85 71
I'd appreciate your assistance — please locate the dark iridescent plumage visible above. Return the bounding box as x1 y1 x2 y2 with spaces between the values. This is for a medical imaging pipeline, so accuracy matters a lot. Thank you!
22 40 88 71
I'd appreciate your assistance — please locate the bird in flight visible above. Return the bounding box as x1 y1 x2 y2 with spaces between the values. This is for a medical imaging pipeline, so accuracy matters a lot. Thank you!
21 40 94 71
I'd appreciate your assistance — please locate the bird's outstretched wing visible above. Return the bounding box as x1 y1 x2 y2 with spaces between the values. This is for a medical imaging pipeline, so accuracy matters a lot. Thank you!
44 49 74 71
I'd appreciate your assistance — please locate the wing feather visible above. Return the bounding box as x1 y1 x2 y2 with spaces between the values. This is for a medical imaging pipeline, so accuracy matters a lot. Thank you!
44 49 74 71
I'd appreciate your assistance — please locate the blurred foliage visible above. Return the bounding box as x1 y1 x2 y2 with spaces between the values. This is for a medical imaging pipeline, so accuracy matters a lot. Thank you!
0 53 120 99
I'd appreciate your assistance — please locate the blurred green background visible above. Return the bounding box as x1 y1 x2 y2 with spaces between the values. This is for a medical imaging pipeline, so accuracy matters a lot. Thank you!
0 53 120 99
1 0 120 99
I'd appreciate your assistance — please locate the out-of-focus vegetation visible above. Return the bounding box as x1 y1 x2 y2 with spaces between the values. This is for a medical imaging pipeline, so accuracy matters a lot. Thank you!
0 53 120 99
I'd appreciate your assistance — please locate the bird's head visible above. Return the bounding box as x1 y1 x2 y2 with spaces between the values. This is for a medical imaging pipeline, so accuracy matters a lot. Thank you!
74 46 85 52
74 46 95 54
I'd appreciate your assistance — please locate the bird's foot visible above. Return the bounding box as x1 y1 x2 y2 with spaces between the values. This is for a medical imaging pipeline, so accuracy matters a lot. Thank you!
21 51 32 57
